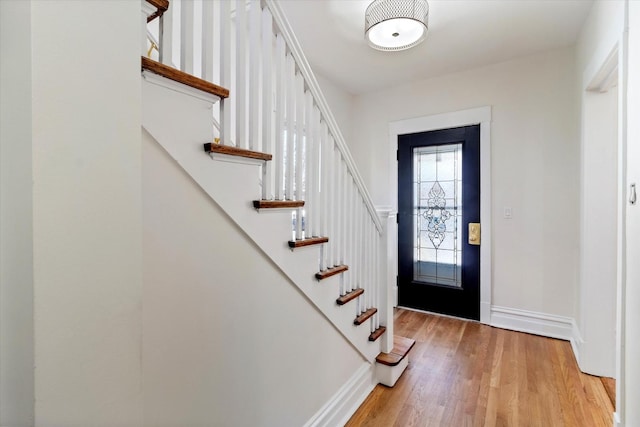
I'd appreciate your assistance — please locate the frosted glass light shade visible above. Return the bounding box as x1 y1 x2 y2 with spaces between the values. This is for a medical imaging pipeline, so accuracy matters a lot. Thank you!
365 0 429 51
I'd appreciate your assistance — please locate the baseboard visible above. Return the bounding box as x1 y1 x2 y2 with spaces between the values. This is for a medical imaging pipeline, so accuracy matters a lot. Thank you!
490 305 575 342
303 362 376 427
570 321 583 366
480 301 491 324
613 412 621 427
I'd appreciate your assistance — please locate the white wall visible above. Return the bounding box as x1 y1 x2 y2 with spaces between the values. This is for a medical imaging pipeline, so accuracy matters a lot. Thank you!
351 48 580 318
624 2 640 425
0 1 34 425
30 1 143 424
315 72 355 145
142 131 364 426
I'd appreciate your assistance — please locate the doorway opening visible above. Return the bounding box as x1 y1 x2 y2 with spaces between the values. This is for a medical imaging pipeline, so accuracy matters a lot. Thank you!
397 125 480 320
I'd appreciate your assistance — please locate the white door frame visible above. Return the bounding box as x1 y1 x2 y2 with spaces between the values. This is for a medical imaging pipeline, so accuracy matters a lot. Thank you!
582 40 626 425
388 106 492 324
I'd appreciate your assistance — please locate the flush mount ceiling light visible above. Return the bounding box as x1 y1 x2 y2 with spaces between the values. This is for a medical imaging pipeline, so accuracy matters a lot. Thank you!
365 0 429 51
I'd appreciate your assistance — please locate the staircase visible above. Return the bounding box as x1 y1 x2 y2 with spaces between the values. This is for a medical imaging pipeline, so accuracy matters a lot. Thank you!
141 0 413 393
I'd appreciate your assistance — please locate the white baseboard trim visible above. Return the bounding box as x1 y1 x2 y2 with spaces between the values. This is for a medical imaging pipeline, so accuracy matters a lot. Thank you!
613 412 621 426
490 305 575 342
480 301 491 325
570 321 583 366
303 362 376 427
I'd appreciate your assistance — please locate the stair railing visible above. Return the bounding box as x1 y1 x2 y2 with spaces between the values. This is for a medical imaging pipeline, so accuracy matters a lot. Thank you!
149 0 392 350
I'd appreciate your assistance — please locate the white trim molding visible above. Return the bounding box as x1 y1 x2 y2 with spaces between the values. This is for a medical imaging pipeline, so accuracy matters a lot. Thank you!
614 411 622 427
490 305 577 343
142 70 222 105
303 363 376 427
388 106 492 324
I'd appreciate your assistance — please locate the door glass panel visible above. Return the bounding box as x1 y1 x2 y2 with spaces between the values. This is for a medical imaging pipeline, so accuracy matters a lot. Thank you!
413 143 462 287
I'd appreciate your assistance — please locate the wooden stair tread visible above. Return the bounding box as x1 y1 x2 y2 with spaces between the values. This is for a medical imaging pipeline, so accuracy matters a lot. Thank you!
147 0 169 11
146 0 169 22
375 335 416 366
336 288 364 305
375 351 402 366
369 326 387 342
204 143 272 161
354 308 378 325
288 237 329 248
315 265 348 280
253 200 304 209
142 57 230 99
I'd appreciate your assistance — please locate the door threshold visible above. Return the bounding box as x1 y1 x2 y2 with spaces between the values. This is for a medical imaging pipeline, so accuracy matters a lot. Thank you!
396 305 480 323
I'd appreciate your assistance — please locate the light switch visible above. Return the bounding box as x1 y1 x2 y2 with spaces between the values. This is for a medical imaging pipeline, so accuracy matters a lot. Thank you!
504 207 512 219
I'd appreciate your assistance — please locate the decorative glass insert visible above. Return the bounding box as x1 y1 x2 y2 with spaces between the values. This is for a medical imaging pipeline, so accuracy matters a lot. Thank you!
413 144 462 287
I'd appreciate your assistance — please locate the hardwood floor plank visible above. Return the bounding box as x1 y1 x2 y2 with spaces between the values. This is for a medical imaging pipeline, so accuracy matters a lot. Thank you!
347 309 614 427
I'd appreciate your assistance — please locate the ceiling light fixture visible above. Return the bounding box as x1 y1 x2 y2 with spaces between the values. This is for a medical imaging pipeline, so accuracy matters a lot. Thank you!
365 0 429 52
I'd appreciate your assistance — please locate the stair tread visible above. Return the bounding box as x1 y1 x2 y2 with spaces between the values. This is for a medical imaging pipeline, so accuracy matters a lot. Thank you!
315 265 348 280
354 308 378 325
147 0 169 11
142 57 229 99
336 288 364 305
204 143 272 161
253 200 305 209
288 236 329 248
369 326 387 342
146 0 169 21
375 335 416 366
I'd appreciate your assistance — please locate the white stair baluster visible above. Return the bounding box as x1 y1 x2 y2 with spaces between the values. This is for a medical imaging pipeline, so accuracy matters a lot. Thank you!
219 0 231 146
159 1 173 65
248 0 261 151
327 141 335 267
202 0 213 82
261 8 274 200
180 0 194 74
336 154 344 268
375 232 381 329
304 92 314 235
235 0 247 149
318 121 327 271
346 173 354 292
360 203 366 313
285 58 296 200
274 35 285 198
364 220 368 317
311 106 326 237
333 148 341 269
370 223 375 313
295 74 305 239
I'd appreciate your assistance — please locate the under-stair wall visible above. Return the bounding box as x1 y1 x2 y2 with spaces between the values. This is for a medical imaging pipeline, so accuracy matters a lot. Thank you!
142 129 372 426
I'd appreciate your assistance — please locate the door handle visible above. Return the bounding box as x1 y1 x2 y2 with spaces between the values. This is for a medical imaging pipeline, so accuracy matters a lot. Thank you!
469 223 481 245
631 183 637 205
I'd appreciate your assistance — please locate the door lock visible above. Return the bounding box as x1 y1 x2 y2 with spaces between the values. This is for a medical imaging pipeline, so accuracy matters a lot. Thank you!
469 223 481 245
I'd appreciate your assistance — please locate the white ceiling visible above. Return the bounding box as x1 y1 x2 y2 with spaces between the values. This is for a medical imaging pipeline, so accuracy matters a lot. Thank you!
278 0 594 95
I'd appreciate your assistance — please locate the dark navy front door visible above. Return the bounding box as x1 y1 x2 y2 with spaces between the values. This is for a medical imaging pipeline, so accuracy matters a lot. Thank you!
397 125 480 320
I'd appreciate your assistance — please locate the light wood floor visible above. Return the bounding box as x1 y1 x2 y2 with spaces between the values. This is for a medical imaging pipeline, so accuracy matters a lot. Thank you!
346 309 614 427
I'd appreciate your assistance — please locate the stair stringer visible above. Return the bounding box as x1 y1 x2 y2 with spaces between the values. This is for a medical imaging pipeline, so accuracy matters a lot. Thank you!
141 77 382 363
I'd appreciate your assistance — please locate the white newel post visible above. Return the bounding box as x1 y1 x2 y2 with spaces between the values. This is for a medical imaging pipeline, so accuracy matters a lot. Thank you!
377 207 394 353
